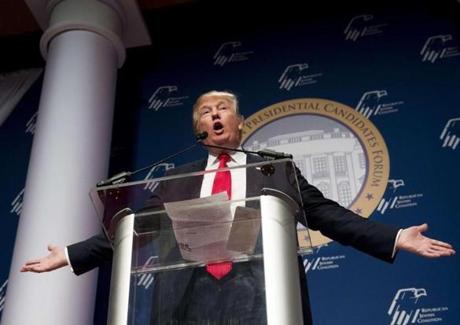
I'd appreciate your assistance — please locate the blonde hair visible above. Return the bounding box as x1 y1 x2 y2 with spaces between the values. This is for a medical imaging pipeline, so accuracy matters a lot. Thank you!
192 90 242 134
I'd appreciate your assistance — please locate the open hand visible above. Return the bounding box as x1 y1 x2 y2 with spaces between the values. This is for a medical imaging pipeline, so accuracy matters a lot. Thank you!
20 244 68 273
396 224 455 258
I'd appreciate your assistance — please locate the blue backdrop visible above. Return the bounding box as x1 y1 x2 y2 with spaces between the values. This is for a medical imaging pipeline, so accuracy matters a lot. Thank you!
1 1 459 324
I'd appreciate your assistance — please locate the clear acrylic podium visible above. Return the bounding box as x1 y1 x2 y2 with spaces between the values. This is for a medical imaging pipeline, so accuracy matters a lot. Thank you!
90 159 312 325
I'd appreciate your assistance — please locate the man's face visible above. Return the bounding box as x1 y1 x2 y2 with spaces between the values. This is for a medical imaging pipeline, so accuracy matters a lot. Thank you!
196 96 243 152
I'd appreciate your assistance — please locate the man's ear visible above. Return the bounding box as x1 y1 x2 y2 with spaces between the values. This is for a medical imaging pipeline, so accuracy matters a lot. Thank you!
238 116 245 130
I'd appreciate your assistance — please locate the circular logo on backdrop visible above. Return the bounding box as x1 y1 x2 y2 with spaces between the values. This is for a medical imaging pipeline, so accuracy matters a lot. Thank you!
241 98 390 247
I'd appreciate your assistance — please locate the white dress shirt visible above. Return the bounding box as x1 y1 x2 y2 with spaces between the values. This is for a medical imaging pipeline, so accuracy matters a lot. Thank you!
200 150 247 199
200 150 247 217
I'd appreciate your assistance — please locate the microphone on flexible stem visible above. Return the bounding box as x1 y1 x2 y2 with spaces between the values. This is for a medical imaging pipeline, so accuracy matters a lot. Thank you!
96 131 209 187
200 139 293 160
199 134 293 176
255 148 293 160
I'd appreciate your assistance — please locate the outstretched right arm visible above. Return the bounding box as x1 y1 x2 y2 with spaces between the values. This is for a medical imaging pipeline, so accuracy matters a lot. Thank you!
20 233 112 275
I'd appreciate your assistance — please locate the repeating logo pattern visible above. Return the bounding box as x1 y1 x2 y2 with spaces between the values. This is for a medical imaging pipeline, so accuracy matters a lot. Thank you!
303 254 346 273
377 179 404 214
377 179 423 215
147 86 188 111
10 188 25 216
355 90 404 118
143 163 175 192
388 288 427 325
344 14 387 41
25 112 38 134
388 288 448 324
420 34 460 63
0 279 7 313
136 256 157 290
440 117 460 150
213 41 254 66
278 63 323 91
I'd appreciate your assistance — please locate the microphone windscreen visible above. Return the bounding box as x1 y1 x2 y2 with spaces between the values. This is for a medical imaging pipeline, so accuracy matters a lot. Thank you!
195 131 208 141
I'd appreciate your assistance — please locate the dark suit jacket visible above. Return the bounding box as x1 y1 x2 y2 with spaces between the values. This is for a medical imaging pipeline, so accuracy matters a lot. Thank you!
68 154 399 324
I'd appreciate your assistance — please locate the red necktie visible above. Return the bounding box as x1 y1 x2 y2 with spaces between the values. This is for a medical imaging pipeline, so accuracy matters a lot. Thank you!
206 153 233 279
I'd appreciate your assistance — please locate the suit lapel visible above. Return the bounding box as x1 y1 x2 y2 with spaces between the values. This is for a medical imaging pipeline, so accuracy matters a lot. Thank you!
167 159 206 201
183 159 206 199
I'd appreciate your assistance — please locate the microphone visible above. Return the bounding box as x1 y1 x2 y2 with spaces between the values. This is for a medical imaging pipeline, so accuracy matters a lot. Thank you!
195 131 208 141
199 137 292 176
199 136 293 160
96 131 209 187
255 148 293 160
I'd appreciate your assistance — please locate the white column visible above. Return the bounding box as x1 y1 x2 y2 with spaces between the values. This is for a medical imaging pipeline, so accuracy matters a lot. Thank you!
346 152 357 196
2 1 125 324
328 154 338 199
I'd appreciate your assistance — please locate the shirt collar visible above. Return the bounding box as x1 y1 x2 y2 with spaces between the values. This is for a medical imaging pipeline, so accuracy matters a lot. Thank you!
207 149 246 167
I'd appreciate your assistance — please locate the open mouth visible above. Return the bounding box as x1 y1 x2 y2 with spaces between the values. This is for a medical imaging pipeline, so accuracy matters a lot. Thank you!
213 121 224 134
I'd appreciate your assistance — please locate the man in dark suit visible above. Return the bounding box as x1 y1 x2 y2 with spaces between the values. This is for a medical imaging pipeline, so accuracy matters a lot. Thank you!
22 90 455 324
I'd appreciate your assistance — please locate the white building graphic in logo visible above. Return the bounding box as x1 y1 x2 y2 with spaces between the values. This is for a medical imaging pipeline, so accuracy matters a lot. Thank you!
245 119 365 208
420 34 460 63
356 90 404 118
10 188 25 216
213 41 253 66
25 112 38 134
278 63 323 91
344 14 387 42
388 288 427 325
243 99 390 247
143 163 175 192
0 279 8 313
440 117 460 150
147 86 188 111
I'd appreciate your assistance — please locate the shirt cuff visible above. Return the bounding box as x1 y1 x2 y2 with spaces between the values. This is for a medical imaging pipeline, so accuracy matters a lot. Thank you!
64 246 75 274
392 228 404 258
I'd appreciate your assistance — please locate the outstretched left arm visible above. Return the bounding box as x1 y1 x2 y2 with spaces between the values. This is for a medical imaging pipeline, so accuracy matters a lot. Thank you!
396 223 455 258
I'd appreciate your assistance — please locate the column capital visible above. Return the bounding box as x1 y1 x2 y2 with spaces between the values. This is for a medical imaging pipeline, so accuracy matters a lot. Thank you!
25 0 151 67
42 0 126 66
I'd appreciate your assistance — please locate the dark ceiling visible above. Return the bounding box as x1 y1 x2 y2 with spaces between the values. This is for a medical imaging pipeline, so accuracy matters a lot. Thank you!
2 0 459 73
